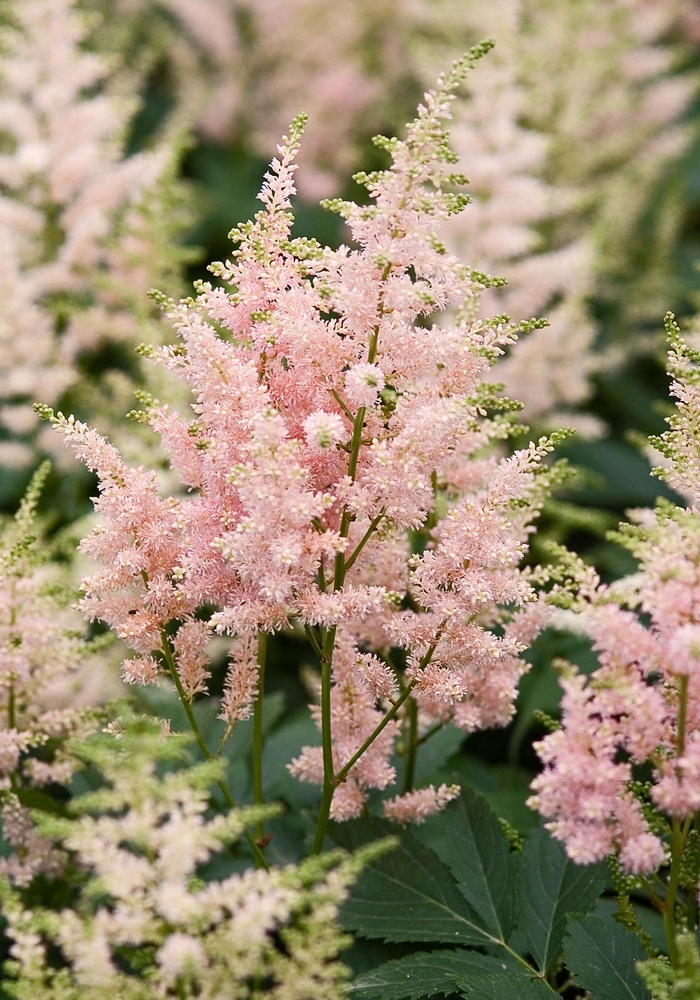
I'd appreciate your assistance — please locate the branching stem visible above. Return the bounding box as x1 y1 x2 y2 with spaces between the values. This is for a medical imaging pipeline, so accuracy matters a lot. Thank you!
310 267 391 854
402 696 418 794
665 675 690 963
252 632 267 841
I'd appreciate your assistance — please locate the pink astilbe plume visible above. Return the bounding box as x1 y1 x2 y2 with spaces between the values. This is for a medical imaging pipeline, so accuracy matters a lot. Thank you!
530 316 700 879
383 783 460 825
46 47 566 827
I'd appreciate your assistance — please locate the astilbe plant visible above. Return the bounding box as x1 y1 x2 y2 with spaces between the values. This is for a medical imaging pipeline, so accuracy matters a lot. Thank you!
39 47 567 860
529 314 700 964
0 462 117 886
0 715 378 1000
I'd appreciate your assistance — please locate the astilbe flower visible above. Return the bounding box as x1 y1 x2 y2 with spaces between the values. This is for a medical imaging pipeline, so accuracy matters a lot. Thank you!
0 718 372 1000
0 463 119 885
530 316 700 877
0 0 187 470
45 49 564 832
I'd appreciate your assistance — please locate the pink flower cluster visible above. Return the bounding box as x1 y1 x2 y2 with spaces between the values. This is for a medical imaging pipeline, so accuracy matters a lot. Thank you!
49 52 561 823
531 320 700 875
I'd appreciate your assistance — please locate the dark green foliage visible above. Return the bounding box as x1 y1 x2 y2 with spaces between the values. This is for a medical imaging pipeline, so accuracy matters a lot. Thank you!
333 795 628 1000
564 915 652 1000
439 787 517 940
331 788 624 1000
332 818 497 947
451 974 555 999
517 827 607 974
350 950 513 1000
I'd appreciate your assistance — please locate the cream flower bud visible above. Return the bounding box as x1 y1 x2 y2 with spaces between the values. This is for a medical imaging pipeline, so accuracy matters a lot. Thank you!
344 363 385 407
157 933 206 983
302 410 347 450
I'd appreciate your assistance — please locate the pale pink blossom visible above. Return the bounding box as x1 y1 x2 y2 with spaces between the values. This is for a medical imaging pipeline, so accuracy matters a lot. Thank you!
0 0 183 468
122 656 161 686
157 933 207 983
219 635 260 723
344 363 386 408
51 61 556 823
0 464 117 883
383 783 460 824
531 321 700 875
303 411 348 451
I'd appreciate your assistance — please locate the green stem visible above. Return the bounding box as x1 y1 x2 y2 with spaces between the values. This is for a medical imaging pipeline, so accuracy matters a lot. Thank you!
417 721 445 747
337 680 417 784
304 624 324 661
402 697 418 794
638 875 665 913
665 819 683 965
7 686 15 730
311 625 338 855
665 675 691 964
331 389 355 424
310 270 390 855
252 632 267 841
344 513 384 573
161 634 269 870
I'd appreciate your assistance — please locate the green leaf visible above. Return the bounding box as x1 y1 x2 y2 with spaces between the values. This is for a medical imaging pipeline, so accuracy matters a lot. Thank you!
350 949 514 1000
15 787 71 818
331 819 500 947
517 827 606 973
453 974 555 999
414 725 465 784
263 708 321 806
564 914 651 1000
441 787 517 939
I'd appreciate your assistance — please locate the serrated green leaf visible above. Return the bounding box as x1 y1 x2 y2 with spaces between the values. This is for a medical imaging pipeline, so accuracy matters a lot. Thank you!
15 787 71 818
517 827 606 973
350 949 513 1000
564 914 651 1000
331 819 501 947
441 787 516 939
454 974 555 999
